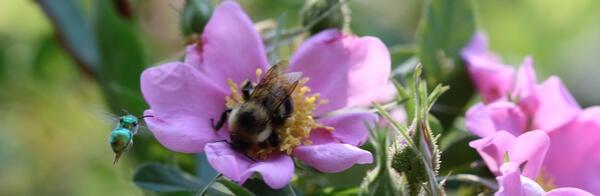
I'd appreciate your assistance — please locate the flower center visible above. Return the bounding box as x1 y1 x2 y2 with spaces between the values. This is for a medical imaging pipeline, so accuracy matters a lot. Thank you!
535 168 557 191
224 69 333 160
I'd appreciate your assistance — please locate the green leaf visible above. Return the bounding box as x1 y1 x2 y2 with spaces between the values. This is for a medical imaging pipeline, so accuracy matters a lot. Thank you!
243 179 297 196
92 0 147 115
417 0 475 83
390 45 416 69
35 0 100 77
217 178 255 196
416 0 476 129
195 153 218 182
133 163 204 192
438 129 490 176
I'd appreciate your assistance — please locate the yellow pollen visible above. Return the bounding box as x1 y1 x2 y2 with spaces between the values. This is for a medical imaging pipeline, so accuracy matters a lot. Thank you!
224 70 331 160
536 168 557 191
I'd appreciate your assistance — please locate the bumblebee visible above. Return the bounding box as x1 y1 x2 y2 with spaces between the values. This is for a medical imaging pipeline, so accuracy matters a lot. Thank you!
212 61 300 158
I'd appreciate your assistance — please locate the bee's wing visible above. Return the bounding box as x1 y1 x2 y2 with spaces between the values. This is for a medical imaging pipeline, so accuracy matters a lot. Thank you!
86 105 122 128
251 61 301 116
135 119 155 137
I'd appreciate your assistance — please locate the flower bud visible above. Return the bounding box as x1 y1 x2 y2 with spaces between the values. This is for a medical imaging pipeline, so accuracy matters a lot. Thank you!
180 0 213 36
300 0 350 35
391 145 427 195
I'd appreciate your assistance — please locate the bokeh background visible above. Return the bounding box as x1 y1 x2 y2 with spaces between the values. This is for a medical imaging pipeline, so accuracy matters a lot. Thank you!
1 0 599 195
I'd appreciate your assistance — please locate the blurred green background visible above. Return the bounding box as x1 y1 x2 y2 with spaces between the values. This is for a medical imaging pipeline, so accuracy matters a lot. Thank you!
1 0 599 195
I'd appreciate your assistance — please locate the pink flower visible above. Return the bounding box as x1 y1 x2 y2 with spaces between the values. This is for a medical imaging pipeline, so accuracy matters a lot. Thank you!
542 107 600 193
496 162 593 196
140 1 392 189
461 31 537 103
464 31 600 193
469 131 550 179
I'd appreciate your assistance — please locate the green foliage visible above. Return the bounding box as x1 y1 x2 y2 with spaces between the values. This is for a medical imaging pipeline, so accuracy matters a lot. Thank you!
417 0 476 128
301 0 350 35
359 126 402 196
217 179 255 196
243 179 298 196
35 0 99 77
93 0 147 115
365 65 448 195
133 163 205 192
180 0 213 36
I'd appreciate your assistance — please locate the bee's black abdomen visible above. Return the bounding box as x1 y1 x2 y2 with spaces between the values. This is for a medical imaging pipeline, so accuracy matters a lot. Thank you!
230 135 252 151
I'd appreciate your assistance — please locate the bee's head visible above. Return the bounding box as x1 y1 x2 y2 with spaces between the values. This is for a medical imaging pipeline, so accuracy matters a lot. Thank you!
119 115 139 130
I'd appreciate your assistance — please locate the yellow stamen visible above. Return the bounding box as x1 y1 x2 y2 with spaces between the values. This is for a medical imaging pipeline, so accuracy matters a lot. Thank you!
536 168 557 191
224 69 331 160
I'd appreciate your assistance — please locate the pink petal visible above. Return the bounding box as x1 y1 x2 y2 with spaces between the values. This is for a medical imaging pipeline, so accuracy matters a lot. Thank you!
507 130 549 180
239 153 294 189
290 29 392 115
513 56 537 98
317 112 377 146
205 142 295 189
141 63 229 153
303 128 337 145
293 143 373 172
469 131 550 179
200 1 269 85
469 131 515 175
184 43 203 66
461 31 491 59
495 162 524 196
526 76 581 131
465 103 497 137
543 107 600 194
466 102 527 137
487 102 528 136
519 177 547 196
545 188 594 196
204 142 253 183
461 31 515 102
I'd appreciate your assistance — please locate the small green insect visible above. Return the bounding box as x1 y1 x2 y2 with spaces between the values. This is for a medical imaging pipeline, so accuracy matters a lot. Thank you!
109 127 134 164
108 110 152 164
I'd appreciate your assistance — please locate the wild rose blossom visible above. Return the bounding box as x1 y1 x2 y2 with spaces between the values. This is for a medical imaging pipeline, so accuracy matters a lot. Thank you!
495 162 593 196
140 1 393 188
463 31 600 193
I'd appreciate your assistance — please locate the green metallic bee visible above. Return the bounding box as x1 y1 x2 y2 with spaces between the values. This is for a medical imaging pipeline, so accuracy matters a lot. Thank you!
108 110 152 164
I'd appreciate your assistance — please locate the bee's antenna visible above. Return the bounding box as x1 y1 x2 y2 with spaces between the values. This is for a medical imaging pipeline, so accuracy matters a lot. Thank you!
139 115 154 119
243 153 256 162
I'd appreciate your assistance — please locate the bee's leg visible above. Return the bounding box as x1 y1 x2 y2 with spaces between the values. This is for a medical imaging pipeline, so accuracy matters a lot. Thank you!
241 80 254 101
211 108 232 131
267 130 280 147
243 153 256 162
